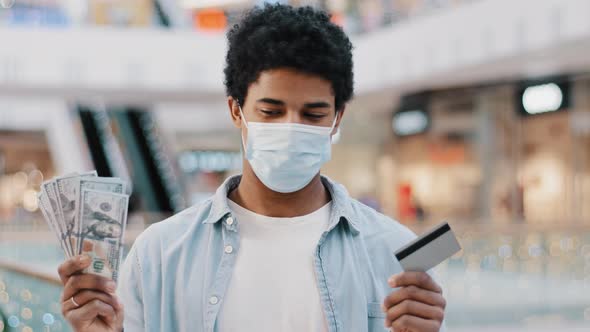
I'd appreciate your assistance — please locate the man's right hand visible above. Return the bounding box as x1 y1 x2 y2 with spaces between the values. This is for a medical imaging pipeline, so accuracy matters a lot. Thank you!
58 255 124 332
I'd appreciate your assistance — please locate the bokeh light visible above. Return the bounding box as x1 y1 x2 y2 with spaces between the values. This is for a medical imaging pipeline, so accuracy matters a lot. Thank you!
0 291 9 304
28 170 44 188
42 313 55 325
20 307 32 320
20 289 32 302
7 315 19 328
22 190 39 212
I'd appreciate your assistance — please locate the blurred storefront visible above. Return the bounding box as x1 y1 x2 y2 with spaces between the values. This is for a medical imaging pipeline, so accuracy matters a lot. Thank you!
0 0 477 33
374 76 590 226
88 0 154 26
0 130 53 223
0 78 588 230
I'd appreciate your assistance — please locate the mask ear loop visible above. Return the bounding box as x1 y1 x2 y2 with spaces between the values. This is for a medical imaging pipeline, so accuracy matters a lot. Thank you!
329 111 340 140
237 101 249 155
237 101 248 128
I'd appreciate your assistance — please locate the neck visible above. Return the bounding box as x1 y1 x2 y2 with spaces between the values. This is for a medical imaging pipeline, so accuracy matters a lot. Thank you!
229 164 331 218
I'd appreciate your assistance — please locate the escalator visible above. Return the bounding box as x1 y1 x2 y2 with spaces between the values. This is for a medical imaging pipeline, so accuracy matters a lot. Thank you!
77 106 184 222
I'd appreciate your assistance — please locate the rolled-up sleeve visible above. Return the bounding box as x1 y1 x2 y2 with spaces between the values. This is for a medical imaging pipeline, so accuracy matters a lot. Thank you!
117 244 145 332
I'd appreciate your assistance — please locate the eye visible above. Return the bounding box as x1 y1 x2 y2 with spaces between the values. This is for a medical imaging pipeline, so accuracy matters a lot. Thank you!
260 109 282 116
305 113 326 119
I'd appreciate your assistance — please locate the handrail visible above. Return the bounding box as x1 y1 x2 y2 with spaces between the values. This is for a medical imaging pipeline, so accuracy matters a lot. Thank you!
405 220 590 235
0 259 61 286
0 305 8 332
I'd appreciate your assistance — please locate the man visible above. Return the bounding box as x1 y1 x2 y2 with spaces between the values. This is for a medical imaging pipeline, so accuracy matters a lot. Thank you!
58 4 447 332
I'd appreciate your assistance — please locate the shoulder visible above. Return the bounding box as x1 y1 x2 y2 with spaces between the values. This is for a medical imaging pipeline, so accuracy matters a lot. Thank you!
323 175 416 252
349 199 417 253
130 199 214 257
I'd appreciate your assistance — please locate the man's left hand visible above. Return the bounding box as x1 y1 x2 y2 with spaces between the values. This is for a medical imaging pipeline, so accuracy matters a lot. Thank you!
382 271 446 332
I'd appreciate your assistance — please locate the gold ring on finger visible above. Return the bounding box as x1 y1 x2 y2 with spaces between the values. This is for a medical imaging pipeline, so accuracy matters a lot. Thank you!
70 296 80 308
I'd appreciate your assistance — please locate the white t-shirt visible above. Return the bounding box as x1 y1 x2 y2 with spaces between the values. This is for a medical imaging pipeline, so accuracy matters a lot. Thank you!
216 200 331 332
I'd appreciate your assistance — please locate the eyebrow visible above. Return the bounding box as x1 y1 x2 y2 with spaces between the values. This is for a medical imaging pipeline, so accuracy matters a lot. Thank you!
257 98 285 105
303 102 331 109
256 98 331 109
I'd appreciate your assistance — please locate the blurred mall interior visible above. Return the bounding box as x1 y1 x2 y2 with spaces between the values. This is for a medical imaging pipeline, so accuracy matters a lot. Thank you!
1 0 590 331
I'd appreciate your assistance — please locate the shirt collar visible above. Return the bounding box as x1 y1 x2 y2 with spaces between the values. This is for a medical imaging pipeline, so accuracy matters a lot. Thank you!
203 175 360 235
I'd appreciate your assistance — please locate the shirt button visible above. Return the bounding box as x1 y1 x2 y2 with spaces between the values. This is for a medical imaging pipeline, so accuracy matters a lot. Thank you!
226 217 234 225
224 245 233 254
209 296 219 305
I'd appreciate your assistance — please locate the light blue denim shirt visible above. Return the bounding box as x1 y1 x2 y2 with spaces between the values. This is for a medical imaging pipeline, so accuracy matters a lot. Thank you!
118 175 446 332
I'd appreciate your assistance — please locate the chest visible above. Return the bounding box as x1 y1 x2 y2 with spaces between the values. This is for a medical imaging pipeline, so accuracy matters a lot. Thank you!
217 239 328 331
156 224 396 332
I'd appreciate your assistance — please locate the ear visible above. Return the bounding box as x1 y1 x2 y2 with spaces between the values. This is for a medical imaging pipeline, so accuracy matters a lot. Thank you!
228 97 243 129
332 106 346 136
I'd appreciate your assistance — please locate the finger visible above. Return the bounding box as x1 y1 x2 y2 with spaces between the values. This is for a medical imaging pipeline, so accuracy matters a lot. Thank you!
388 272 442 293
62 274 117 302
57 255 91 284
383 285 446 310
62 290 121 315
65 299 116 325
391 314 441 332
385 300 444 327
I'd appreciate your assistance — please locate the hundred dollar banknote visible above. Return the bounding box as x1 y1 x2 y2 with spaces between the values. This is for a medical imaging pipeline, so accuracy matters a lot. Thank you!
75 177 126 254
79 189 129 281
38 192 71 257
41 179 73 256
56 171 97 254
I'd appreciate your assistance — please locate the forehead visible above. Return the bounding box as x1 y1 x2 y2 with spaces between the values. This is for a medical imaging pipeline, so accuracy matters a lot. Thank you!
247 68 334 102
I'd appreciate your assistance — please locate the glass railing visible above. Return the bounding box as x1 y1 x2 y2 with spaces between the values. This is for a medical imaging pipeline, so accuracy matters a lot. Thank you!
0 264 69 332
1 222 588 330
432 223 590 327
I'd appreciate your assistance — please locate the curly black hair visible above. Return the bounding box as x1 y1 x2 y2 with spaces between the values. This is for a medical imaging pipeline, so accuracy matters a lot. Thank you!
224 4 354 110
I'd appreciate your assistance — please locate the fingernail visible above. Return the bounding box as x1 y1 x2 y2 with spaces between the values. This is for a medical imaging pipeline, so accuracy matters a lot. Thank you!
106 281 116 293
381 304 386 312
388 276 395 286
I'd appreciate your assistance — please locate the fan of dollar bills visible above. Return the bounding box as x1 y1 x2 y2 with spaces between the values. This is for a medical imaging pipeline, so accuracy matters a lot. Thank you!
37 171 129 281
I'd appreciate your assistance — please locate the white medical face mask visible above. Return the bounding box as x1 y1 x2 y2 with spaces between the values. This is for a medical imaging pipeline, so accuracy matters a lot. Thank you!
239 105 338 193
